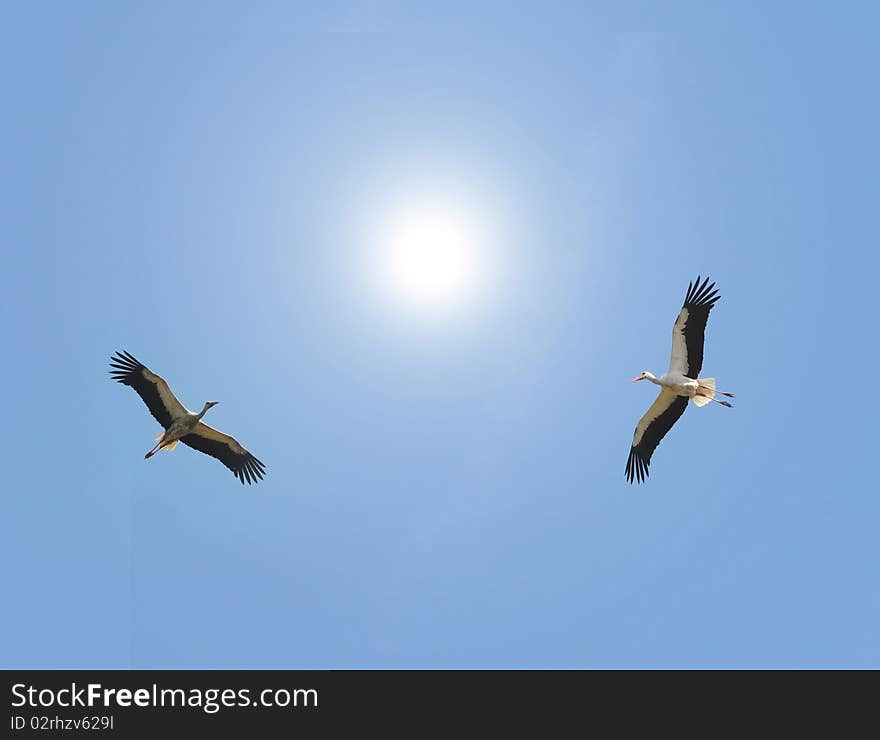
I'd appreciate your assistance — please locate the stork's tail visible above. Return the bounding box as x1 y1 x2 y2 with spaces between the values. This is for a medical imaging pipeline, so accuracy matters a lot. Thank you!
694 378 734 407
146 432 178 458
693 378 716 407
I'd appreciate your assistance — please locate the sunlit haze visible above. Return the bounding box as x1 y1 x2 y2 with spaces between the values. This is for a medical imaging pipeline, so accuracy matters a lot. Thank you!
379 203 486 314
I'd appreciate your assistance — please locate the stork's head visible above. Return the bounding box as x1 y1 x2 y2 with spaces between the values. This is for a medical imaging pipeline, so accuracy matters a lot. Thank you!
631 371 653 383
205 401 219 409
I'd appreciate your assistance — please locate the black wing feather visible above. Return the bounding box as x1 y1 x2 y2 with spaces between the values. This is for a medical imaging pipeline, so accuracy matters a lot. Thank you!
179 434 267 485
680 275 720 378
625 396 688 483
109 350 174 428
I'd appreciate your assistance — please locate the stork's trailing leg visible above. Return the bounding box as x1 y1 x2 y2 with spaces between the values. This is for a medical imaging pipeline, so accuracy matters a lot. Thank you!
145 432 168 459
697 380 734 399
702 386 734 401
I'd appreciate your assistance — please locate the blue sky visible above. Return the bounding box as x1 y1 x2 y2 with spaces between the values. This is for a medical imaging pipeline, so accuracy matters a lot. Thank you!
3 2 878 668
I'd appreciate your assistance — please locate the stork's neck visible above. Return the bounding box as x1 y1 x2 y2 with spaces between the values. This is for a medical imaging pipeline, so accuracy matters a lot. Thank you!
196 402 212 420
645 371 661 385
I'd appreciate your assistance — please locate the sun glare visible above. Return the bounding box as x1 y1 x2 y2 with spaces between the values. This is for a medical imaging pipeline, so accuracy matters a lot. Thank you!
379 205 485 314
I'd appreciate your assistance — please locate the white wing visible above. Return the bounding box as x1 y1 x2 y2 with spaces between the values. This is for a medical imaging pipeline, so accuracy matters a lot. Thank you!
667 306 690 376
666 276 720 378
626 389 689 483
110 351 189 427
180 421 266 485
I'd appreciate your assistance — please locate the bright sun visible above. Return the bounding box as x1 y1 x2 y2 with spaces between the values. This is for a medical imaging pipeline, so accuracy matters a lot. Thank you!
380 205 485 314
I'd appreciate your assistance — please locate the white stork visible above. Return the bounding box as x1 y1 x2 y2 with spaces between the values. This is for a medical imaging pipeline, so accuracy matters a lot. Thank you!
110 351 266 485
626 276 734 484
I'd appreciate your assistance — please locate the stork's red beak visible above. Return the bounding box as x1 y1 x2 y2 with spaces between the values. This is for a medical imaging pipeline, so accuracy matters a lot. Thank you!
630 375 644 382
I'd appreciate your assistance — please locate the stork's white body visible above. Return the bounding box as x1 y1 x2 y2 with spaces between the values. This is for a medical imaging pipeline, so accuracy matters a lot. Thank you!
152 403 216 453
164 414 199 441
638 372 707 400
647 372 696 393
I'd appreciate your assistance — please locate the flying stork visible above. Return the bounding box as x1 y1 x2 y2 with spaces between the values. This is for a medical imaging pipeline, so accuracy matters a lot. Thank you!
626 276 734 484
110 351 266 485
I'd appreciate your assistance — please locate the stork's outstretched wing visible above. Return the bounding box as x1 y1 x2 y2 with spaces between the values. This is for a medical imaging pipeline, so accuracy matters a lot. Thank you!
181 422 266 485
668 276 720 379
626 389 688 484
109 351 188 428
